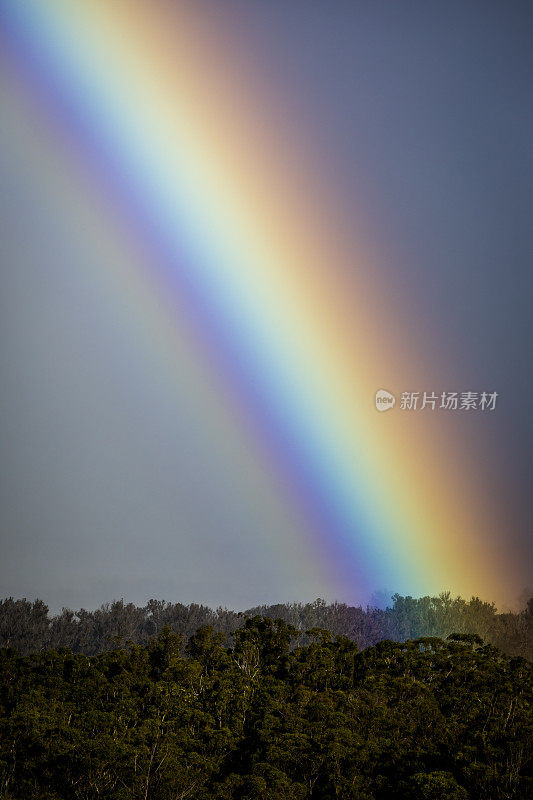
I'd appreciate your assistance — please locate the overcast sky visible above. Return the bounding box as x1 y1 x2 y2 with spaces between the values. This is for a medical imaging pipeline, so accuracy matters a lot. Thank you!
1 1 531 612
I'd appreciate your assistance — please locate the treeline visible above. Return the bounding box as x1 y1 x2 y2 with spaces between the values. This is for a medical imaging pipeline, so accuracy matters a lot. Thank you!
1 592 532 659
0 618 531 799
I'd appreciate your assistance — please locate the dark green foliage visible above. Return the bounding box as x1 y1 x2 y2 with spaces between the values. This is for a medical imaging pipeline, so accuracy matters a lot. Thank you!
0 621 531 799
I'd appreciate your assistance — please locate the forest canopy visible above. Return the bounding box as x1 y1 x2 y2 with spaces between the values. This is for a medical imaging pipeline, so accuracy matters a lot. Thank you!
0 592 531 660
0 616 531 799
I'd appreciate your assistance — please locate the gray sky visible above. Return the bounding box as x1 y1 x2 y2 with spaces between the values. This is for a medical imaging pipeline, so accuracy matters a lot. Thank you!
1 1 531 612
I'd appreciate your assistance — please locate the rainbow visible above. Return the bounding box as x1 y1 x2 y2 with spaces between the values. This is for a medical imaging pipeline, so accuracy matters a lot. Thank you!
0 0 514 605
